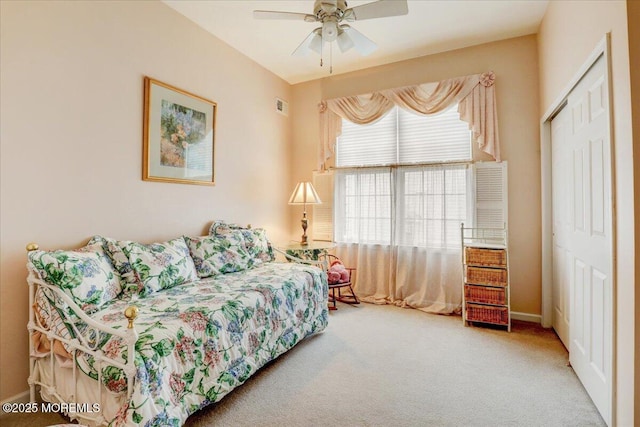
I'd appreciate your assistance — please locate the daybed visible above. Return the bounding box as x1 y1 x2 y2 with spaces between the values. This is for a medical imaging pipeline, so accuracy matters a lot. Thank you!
26 221 328 426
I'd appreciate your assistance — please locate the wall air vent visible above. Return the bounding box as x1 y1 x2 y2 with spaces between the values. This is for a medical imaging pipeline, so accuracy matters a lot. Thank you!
275 98 289 116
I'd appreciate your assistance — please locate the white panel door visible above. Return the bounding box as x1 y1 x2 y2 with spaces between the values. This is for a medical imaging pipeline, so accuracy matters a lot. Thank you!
550 105 571 350
566 55 613 425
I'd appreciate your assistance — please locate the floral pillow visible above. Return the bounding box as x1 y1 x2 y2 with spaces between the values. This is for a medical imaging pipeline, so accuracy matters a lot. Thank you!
184 235 253 276
28 243 122 314
119 237 198 296
88 235 140 297
209 220 274 266
239 228 274 265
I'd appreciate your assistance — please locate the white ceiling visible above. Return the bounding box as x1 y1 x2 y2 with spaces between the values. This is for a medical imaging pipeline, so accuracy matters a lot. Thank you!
163 0 548 84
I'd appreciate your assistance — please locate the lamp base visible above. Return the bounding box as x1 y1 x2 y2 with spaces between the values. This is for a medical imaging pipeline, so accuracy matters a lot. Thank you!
300 213 309 245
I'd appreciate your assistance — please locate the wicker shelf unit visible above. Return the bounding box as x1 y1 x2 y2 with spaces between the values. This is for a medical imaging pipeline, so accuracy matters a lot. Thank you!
461 225 510 331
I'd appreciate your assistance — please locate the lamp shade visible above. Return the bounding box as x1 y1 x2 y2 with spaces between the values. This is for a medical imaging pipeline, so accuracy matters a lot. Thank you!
288 182 322 205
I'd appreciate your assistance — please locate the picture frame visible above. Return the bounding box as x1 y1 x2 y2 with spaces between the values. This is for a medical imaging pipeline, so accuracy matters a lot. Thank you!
143 77 216 185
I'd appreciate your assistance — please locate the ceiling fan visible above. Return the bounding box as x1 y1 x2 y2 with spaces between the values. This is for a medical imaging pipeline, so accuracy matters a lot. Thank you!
254 0 408 59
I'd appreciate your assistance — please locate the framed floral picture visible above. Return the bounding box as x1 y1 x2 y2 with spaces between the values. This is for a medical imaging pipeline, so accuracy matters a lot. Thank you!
143 77 216 185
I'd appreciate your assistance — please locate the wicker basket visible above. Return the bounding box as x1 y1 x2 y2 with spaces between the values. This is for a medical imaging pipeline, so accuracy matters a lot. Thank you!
466 266 508 287
464 284 507 305
466 303 509 325
465 247 506 267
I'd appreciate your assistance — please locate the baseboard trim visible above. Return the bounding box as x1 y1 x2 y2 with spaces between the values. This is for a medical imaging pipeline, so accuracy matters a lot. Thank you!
0 390 30 405
511 311 542 324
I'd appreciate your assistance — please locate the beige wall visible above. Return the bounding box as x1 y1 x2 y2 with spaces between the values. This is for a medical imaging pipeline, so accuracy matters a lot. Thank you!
289 80 323 239
538 0 637 423
292 35 542 316
0 1 293 401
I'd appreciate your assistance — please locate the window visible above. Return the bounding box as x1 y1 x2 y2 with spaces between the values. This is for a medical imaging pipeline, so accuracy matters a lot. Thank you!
396 164 468 249
337 105 472 167
334 168 393 245
334 105 472 248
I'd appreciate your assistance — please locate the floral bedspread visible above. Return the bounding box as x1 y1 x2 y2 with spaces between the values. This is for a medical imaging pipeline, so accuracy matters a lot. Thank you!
69 262 327 426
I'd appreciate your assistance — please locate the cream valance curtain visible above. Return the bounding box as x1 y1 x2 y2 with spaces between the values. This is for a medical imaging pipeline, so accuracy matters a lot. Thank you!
318 71 500 168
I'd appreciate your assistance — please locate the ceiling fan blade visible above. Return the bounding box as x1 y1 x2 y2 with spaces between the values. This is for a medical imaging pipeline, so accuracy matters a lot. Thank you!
253 10 317 22
341 25 377 56
292 29 323 57
347 0 408 21
319 0 338 15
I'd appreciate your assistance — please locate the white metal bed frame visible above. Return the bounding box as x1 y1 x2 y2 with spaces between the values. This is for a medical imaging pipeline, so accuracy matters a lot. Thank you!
27 243 139 426
25 243 324 426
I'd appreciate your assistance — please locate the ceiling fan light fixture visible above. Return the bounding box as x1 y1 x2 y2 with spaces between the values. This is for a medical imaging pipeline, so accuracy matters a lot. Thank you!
342 25 378 56
322 18 338 42
309 29 323 54
255 0 408 70
337 29 354 53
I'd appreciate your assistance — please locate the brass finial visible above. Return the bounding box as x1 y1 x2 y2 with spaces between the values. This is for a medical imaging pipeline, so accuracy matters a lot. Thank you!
124 306 139 329
26 243 39 252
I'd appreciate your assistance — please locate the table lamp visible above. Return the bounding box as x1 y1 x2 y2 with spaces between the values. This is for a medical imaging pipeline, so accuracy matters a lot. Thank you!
288 181 322 245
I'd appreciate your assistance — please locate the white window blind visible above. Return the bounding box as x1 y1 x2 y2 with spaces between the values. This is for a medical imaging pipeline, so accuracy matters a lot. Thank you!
337 105 471 167
337 110 397 167
398 108 472 163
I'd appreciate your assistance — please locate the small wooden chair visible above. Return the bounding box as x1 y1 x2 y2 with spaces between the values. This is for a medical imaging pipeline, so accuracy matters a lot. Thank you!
326 254 360 310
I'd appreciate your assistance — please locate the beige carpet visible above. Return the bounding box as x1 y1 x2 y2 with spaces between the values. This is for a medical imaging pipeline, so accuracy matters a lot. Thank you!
1 302 605 427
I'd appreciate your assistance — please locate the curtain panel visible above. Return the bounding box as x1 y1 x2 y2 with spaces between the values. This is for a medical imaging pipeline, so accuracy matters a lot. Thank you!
318 71 500 170
333 165 468 314
335 243 462 314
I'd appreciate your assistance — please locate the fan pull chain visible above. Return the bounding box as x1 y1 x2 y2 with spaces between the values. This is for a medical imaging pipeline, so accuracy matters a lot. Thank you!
317 37 334 74
330 43 333 74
